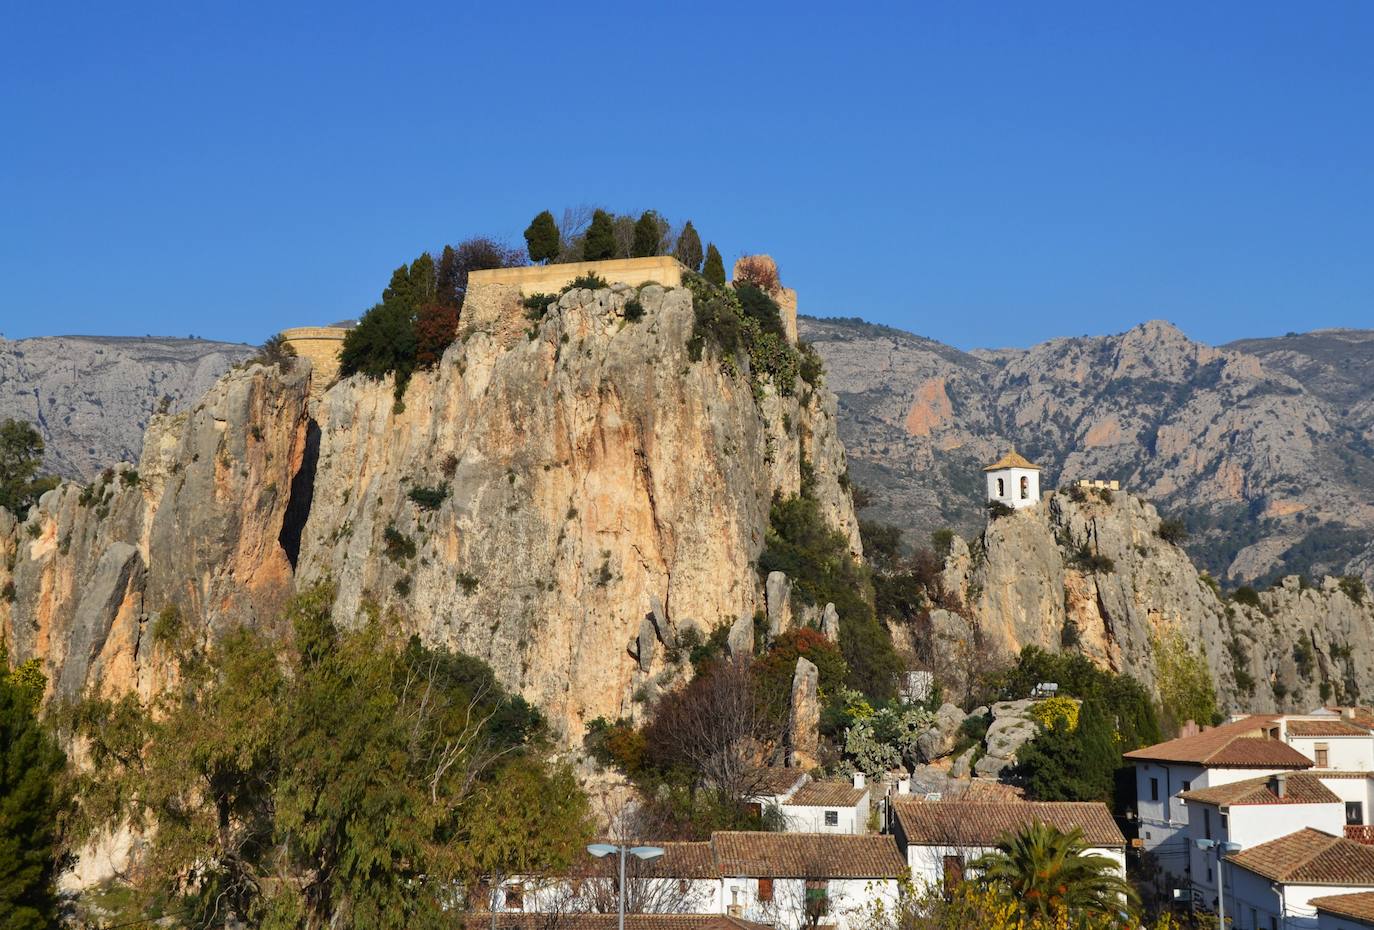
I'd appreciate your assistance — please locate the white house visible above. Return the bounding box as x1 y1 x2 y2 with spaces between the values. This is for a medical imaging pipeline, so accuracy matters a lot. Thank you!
888 799 1126 889
499 832 906 930
1178 773 1347 910
1223 829 1374 930
1313 891 1374 930
779 776 871 835
745 768 809 820
1284 717 1374 772
1124 715 1314 879
983 450 1041 510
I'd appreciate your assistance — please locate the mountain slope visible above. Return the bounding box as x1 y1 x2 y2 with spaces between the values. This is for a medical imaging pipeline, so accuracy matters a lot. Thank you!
0 336 255 481
800 317 1374 587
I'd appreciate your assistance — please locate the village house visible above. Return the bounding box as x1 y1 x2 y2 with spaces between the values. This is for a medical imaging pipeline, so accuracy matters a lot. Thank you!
778 775 871 835
887 798 1126 888
477 915 773 930
497 832 906 930
1313 891 1374 930
1223 829 1374 930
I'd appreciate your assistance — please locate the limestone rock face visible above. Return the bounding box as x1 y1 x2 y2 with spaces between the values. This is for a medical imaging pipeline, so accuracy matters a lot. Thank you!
0 335 254 481
1 285 858 743
915 702 968 763
974 700 1039 778
928 488 1374 715
789 656 820 768
766 571 793 638
799 317 1374 589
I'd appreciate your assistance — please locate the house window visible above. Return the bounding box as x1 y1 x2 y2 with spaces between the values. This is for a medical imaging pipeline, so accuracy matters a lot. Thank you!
1316 743 1330 767
1150 778 1159 801
1269 918 1278 930
1204 809 1212 840
757 878 774 903
1250 908 1257 930
805 879 830 918
1020 476 1029 499
824 810 839 827
506 883 524 911
1182 780 1191 792
942 855 965 887
1220 813 1228 830
1349 802 1365 825
1206 866 1212 884
679 879 690 895
997 478 1005 497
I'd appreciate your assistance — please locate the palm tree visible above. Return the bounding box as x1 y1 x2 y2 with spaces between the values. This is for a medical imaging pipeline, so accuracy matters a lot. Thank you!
969 821 1139 922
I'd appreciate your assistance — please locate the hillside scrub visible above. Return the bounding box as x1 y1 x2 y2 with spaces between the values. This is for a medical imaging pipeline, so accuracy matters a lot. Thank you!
684 273 807 398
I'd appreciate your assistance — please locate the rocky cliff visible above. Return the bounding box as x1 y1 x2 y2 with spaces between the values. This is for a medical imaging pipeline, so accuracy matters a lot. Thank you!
918 488 1374 715
800 317 1374 588
0 284 857 740
0 335 255 480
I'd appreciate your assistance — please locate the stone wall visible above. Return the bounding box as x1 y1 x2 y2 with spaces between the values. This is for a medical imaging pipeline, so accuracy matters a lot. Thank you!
281 326 348 399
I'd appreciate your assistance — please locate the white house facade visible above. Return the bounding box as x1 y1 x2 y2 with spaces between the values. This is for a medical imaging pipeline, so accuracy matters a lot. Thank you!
1223 829 1374 930
1313 891 1374 930
779 777 871 835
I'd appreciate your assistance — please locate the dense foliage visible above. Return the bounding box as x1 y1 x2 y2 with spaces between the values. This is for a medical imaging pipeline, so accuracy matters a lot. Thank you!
0 419 58 516
683 274 808 398
703 243 726 286
522 210 561 263
970 822 1139 921
0 647 67 930
631 210 664 257
582 209 618 261
64 583 589 929
674 221 703 271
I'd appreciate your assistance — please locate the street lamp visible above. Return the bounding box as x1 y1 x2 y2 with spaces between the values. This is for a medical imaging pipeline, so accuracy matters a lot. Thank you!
588 843 665 930
1195 838 1242 930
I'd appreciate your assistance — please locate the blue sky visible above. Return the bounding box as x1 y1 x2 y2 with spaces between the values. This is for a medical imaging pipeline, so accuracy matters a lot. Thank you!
2 2 1371 349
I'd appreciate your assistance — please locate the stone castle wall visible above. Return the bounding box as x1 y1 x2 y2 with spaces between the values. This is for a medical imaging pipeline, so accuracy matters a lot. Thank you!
281 327 347 398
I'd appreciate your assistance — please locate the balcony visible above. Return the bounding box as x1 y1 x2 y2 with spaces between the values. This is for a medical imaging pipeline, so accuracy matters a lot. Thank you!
1345 825 1374 845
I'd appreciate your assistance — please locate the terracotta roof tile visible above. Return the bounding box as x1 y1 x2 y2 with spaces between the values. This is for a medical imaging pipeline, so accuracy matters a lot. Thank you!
483 916 774 930
747 767 808 798
1228 828 1374 885
1124 715 1312 768
983 450 1041 472
565 842 717 881
1288 719 1373 737
711 832 906 879
784 779 867 807
891 799 1124 848
1311 891 1374 924
1179 773 1340 806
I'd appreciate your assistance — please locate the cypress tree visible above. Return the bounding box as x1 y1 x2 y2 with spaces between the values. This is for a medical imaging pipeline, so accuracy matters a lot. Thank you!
523 210 561 264
582 210 617 261
631 211 661 258
0 653 66 930
703 243 726 286
674 221 703 272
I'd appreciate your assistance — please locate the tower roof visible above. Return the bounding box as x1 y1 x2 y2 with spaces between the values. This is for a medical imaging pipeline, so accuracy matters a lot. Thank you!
983 449 1041 472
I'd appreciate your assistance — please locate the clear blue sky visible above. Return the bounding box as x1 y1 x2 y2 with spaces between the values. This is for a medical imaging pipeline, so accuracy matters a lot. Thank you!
3 2 1371 349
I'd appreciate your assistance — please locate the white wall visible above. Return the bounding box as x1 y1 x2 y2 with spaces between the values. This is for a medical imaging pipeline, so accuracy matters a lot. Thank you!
723 877 900 930
906 842 1125 889
1226 865 1374 930
1288 736 1374 772
1183 800 1346 904
985 467 1039 509
780 795 870 834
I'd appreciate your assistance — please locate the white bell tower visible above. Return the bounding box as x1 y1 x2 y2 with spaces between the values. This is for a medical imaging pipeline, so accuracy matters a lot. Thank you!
984 449 1042 510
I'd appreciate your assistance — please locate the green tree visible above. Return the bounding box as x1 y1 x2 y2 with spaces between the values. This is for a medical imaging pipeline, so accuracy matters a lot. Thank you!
1153 630 1218 734
0 420 58 516
582 209 617 261
0 647 67 930
1016 701 1115 802
703 243 726 286
971 822 1138 922
674 221 703 272
523 210 562 264
631 210 662 258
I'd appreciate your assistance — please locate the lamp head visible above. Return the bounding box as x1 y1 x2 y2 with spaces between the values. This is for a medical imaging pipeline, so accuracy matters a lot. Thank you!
587 844 618 858
1221 841 1242 854
1195 838 1216 850
630 846 666 860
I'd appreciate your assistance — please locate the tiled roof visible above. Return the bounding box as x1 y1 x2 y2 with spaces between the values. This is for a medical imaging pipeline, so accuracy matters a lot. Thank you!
1311 891 1374 925
784 779 867 807
1288 719 1373 737
711 832 907 879
1123 715 1312 768
1227 829 1374 885
983 450 1041 472
891 799 1124 848
482 916 773 930
747 767 808 798
1179 773 1340 807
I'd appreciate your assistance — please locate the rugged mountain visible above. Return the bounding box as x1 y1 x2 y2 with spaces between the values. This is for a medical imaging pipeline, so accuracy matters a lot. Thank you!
918 488 1374 717
0 284 856 739
800 317 1374 588
0 336 255 481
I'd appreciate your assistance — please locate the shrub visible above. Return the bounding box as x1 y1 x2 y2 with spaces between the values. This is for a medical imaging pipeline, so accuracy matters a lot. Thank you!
1231 585 1261 607
623 298 645 322
414 302 459 368
582 210 617 261
151 604 183 647
2 580 16 603
584 716 646 774
1028 696 1080 731
674 221 703 272
1293 640 1315 680
931 528 956 556
251 333 297 369
1154 631 1219 735
524 210 561 264
563 272 609 293
383 525 416 562
1157 517 1189 545
735 283 787 341
407 485 448 511
986 500 1014 519
1339 575 1367 605
734 255 780 293
684 274 801 396
1073 543 1115 574
703 243 726 286
797 340 824 386
457 573 479 595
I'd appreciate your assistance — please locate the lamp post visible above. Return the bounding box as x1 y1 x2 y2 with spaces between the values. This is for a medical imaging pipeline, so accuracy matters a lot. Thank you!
1195 838 1242 930
587 843 665 930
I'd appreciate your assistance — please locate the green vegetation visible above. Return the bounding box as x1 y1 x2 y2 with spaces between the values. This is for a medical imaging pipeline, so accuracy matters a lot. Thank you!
1231 585 1261 607
1015 700 1117 803
523 210 561 263
1153 630 1219 734
383 524 417 562
0 420 58 516
674 220 703 271
63 583 588 929
563 272 609 293
623 297 645 321
985 499 1014 519
631 210 663 257
1156 516 1188 544
249 332 297 370
150 604 183 647
683 273 807 397
1340 575 1367 604
970 822 1139 922
0 644 66 930
703 243 725 286
582 209 617 260
407 484 449 511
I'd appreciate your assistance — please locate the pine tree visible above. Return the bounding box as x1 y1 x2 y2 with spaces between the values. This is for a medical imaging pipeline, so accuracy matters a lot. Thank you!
703 243 726 286
582 210 617 261
674 221 703 272
631 210 661 258
0 420 58 516
0 652 66 930
523 210 561 264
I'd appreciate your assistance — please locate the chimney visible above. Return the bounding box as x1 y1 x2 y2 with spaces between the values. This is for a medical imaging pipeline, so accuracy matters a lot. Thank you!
853 772 866 790
1344 707 1356 721
1270 774 1288 798
897 778 911 795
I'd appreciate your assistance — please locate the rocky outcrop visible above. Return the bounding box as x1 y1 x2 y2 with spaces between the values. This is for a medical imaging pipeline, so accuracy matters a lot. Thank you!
799 317 1374 588
915 702 967 763
0 335 254 481
1 284 858 742
917 488 1374 715
789 656 820 768
974 700 1040 778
